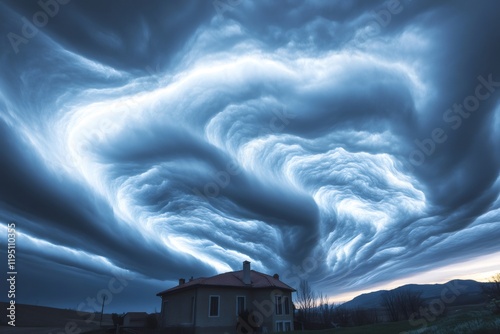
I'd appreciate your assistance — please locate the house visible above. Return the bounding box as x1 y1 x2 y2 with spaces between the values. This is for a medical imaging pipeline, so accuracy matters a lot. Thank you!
157 261 295 334
122 312 148 328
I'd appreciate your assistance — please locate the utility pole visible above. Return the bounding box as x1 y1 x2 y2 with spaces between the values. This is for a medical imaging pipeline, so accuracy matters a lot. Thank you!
100 295 106 327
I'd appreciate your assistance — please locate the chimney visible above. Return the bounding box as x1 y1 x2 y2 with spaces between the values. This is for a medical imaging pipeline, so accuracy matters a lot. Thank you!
243 261 251 285
189 276 194 282
179 278 185 285
273 273 279 280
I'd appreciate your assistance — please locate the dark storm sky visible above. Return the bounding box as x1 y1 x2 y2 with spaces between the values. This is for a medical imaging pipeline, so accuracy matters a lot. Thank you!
0 0 499 312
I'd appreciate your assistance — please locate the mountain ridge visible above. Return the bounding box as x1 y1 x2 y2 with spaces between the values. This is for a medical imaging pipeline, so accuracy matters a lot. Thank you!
340 279 487 309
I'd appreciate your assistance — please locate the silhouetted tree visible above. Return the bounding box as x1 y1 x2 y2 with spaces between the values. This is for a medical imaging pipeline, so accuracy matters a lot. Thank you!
483 273 500 313
111 313 124 328
146 314 158 329
350 307 378 326
381 290 400 321
296 279 317 326
318 293 335 327
397 289 424 319
381 289 424 321
332 306 350 327
492 273 500 290
111 313 118 328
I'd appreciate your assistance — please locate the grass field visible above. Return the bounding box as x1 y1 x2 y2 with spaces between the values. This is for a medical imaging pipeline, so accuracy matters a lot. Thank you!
0 302 113 334
75 307 500 334
404 308 500 334
287 321 414 334
288 307 500 334
3 302 499 334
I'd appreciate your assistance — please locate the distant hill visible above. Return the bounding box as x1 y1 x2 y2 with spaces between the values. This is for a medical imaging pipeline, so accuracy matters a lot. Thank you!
340 279 487 309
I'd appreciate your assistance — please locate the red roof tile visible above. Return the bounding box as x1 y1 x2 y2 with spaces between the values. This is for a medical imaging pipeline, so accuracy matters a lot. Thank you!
157 270 295 296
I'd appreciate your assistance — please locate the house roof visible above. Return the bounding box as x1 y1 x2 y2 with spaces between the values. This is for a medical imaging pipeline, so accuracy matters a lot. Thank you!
157 270 295 296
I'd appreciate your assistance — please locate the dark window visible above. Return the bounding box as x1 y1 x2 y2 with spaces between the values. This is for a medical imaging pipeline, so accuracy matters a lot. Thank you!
275 296 283 315
209 296 219 317
276 321 292 332
237 296 245 315
284 296 290 315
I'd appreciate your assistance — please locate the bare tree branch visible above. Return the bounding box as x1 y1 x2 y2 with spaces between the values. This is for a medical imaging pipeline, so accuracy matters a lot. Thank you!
296 279 317 325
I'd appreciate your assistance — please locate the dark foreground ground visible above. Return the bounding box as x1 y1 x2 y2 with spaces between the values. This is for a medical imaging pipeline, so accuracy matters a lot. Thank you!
293 304 500 334
0 302 113 334
1 302 499 334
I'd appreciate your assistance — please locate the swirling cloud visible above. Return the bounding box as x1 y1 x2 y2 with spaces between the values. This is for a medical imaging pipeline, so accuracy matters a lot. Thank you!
0 0 499 311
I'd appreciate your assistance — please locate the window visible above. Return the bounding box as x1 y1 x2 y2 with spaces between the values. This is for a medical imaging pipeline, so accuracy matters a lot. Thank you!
275 321 292 332
275 321 283 332
275 295 283 315
284 321 292 331
284 296 290 315
209 295 220 317
236 296 246 315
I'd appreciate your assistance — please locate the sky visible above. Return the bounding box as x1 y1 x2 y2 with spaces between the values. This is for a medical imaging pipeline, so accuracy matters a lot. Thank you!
0 0 499 313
